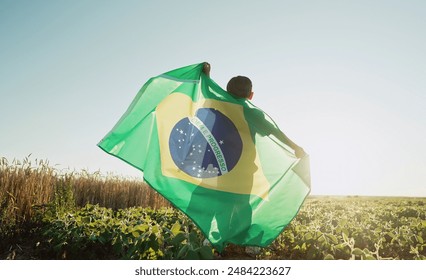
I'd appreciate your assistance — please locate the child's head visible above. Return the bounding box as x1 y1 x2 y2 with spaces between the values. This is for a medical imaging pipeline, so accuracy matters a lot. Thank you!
227 76 253 100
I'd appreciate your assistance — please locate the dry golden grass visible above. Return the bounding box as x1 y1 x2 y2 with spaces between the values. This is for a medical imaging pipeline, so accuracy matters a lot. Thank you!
0 156 169 228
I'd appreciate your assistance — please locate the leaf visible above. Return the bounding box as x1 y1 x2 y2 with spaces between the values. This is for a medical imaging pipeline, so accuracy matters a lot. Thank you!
177 244 190 259
364 254 376 260
134 224 149 232
185 249 199 260
148 237 160 251
172 233 186 245
324 254 335 260
352 248 364 256
171 222 181 236
326 234 339 244
198 246 213 260
304 232 313 240
151 225 160 234
339 219 348 226
89 234 97 241
387 232 396 239
126 244 138 258
188 231 198 246
335 243 345 250
342 232 349 243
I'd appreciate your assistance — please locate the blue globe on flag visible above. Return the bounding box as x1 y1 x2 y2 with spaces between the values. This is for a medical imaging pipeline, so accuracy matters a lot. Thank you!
169 108 243 178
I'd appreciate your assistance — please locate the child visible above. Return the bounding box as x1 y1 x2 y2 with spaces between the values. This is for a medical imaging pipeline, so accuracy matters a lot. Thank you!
203 62 306 158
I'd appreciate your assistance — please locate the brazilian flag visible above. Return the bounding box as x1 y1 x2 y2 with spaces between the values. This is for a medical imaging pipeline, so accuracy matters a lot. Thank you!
98 63 310 251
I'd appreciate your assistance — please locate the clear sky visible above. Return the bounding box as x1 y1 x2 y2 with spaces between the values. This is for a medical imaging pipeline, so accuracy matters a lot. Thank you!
1 0 425 197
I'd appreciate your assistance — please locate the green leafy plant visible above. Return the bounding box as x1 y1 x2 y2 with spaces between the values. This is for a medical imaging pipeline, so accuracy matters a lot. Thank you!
35 204 213 260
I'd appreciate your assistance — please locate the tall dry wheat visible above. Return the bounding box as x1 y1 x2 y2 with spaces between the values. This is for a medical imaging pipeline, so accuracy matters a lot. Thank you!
0 156 169 229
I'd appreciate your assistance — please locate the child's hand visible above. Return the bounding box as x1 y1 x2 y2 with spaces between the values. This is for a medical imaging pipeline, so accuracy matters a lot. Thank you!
203 62 211 77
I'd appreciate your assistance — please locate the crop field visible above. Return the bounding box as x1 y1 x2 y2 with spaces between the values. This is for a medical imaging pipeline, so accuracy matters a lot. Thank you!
1 158 425 260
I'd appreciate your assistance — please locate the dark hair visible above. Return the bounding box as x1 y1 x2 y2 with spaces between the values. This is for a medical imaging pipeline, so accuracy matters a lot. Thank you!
226 76 252 99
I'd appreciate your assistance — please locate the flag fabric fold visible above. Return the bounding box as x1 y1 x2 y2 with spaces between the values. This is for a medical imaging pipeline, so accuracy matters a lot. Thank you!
98 63 310 251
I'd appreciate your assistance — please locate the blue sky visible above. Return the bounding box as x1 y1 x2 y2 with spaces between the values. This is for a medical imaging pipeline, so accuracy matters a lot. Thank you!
1 0 425 196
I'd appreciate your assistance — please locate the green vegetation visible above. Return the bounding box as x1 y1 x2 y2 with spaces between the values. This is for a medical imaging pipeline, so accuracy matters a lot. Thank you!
263 196 425 260
1 157 425 259
34 204 213 260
